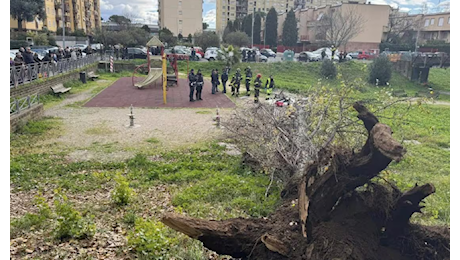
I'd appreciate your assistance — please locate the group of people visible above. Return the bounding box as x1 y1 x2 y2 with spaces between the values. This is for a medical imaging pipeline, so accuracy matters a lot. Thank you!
242 49 258 62
11 46 94 67
188 66 276 103
319 45 347 62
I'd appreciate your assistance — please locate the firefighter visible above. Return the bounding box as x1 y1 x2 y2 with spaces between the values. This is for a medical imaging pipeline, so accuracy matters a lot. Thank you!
221 66 229 94
244 66 252 96
196 69 204 101
331 45 337 59
254 74 262 103
188 69 197 102
231 68 242 97
265 75 275 100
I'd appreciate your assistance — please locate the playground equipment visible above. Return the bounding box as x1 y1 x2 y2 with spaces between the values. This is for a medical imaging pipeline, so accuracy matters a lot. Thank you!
132 36 180 104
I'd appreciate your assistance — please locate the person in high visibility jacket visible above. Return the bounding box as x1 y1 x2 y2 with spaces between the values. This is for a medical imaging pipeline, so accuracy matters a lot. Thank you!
230 68 243 97
265 75 275 100
331 45 337 59
254 74 262 103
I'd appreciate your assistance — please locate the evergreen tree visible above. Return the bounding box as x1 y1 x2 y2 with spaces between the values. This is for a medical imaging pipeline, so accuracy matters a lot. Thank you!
253 14 261 44
233 19 241 31
242 14 253 39
178 33 183 42
282 9 298 47
265 7 278 47
11 0 46 31
187 34 193 43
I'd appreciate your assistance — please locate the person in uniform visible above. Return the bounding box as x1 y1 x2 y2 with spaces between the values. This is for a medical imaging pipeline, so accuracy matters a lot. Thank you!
196 69 204 101
331 45 337 59
189 69 197 102
221 67 229 94
253 74 262 103
265 75 275 100
244 66 252 96
231 68 242 97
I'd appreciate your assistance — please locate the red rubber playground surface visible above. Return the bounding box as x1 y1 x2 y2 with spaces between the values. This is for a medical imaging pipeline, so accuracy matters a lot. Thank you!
84 77 236 108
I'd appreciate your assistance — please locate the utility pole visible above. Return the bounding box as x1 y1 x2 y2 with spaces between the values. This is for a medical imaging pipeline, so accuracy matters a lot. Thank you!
62 0 66 48
415 3 427 52
251 8 254 48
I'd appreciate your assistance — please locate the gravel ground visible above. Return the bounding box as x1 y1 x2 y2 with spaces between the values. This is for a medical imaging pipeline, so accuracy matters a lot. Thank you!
42 82 234 161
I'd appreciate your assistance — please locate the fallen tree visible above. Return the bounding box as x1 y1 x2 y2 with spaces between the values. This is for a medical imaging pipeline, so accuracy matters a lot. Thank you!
161 94 449 259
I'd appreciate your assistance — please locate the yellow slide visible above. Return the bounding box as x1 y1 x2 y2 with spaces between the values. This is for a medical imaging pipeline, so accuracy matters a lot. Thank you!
134 68 163 89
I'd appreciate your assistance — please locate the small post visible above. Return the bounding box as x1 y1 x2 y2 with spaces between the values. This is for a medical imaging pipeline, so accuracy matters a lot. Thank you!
110 56 114 73
15 99 19 113
129 104 135 127
216 107 221 128
27 96 31 108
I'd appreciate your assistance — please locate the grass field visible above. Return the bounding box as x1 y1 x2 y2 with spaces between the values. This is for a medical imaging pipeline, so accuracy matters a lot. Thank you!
10 61 450 259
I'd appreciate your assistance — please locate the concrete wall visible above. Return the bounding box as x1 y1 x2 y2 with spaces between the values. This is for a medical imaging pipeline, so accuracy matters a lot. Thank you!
10 63 98 99
10 104 44 133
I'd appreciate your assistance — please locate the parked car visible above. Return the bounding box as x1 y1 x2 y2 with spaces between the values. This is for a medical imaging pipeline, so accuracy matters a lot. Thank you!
205 48 223 61
348 51 359 59
127 48 148 59
260 48 276 58
191 47 204 57
73 44 88 51
164 48 189 60
357 51 375 60
300 48 352 62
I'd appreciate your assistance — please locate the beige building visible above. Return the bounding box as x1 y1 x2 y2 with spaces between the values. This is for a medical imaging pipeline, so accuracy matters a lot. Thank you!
216 0 296 34
409 12 450 44
158 0 203 36
10 0 101 34
277 3 390 51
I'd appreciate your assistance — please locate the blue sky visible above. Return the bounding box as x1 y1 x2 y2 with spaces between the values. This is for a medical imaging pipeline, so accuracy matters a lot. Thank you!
100 0 449 29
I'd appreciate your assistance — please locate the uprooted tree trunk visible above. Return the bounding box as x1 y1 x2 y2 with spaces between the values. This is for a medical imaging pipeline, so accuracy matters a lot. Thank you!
161 103 449 260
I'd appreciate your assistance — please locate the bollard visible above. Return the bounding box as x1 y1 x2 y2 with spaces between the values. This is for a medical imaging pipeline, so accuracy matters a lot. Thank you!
128 105 135 127
215 108 221 128
110 56 114 73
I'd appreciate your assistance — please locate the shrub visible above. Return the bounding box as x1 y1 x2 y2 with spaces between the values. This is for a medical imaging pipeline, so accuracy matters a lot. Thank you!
53 191 96 240
368 56 392 85
111 174 133 206
127 218 177 258
320 59 337 79
223 31 250 47
11 196 51 237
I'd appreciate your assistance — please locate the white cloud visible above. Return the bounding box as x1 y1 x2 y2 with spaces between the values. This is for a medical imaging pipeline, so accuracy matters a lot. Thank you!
400 7 410 12
203 9 216 29
100 0 114 10
101 0 159 24
204 0 216 3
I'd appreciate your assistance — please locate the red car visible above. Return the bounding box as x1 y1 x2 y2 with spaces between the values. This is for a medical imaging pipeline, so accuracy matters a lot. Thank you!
357 51 375 60
192 47 204 57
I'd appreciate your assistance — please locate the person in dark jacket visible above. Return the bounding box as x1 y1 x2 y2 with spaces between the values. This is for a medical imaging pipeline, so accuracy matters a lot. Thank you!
33 52 41 63
14 53 24 66
242 49 247 62
23 47 35 64
42 52 52 62
253 74 262 103
211 69 219 94
221 67 229 94
265 75 275 100
321 49 326 60
189 69 197 102
196 70 204 101
244 66 252 96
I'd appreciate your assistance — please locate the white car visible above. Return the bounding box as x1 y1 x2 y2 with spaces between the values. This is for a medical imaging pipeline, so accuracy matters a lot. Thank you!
205 48 223 61
304 47 352 61
73 44 88 51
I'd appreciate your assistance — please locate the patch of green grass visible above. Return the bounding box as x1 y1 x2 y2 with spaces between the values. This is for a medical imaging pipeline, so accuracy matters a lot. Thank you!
15 116 61 136
84 122 115 135
10 196 51 238
195 110 213 114
429 68 450 92
382 104 450 225
146 137 160 144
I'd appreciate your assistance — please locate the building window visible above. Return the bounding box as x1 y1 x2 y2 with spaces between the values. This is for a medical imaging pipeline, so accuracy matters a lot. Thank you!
424 19 429 27
438 17 444 26
448 17 450 24
223 11 226 15
179 1 182 5
179 20 182 24
430 18 434 25
179 10 182 15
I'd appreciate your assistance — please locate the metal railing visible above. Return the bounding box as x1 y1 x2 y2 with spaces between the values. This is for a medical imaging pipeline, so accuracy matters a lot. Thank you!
10 54 99 88
10 93 40 115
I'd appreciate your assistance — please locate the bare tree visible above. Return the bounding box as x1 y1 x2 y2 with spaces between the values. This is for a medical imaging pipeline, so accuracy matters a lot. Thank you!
315 6 365 48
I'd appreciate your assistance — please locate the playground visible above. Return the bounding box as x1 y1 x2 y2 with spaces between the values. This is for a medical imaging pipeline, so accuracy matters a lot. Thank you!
84 36 235 109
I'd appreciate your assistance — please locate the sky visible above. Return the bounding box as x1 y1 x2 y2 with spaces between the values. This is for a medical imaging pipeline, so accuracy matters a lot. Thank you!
100 0 450 29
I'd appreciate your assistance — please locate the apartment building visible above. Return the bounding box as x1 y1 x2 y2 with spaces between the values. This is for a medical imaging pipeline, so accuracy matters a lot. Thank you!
277 3 390 51
158 0 203 36
216 0 296 34
409 12 450 44
10 0 101 34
